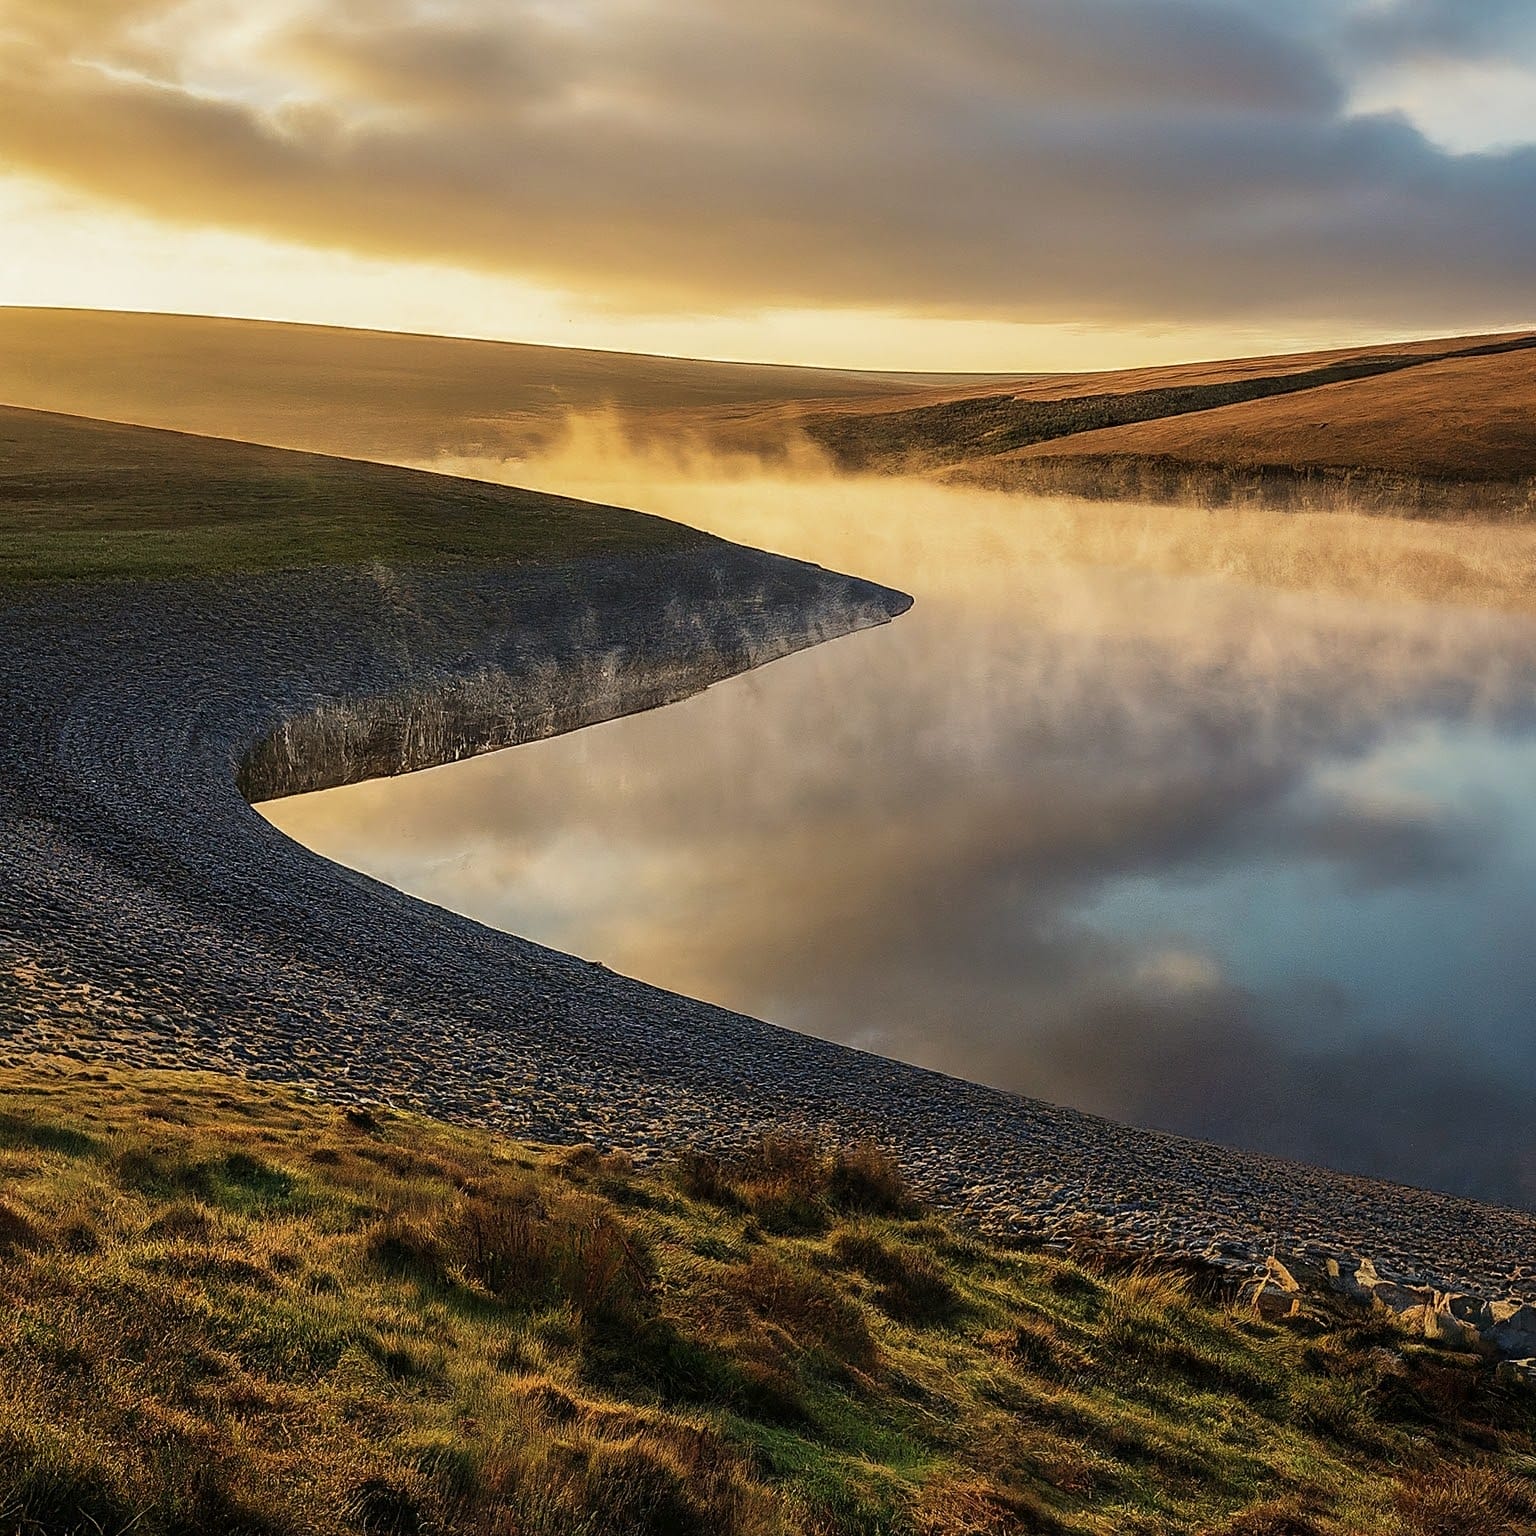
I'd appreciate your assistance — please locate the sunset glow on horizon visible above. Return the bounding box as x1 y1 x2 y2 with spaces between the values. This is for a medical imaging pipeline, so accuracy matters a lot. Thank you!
2 1 1535 368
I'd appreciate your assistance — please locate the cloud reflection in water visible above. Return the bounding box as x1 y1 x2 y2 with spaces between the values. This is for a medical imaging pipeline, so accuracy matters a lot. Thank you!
263 464 1536 1206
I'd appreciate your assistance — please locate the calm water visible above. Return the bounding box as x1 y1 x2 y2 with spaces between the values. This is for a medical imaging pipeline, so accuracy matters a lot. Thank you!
264 463 1536 1206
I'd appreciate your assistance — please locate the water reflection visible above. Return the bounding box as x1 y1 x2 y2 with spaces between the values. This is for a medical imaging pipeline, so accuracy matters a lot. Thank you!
262 449 1536 1206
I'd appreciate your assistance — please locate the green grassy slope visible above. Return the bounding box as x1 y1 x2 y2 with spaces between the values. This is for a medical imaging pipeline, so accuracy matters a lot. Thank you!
0 406 705 584
0 1066 1531 1536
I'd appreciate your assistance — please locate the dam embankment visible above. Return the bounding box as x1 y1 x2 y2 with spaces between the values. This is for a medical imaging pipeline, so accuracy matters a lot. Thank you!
1 551 1534 1308
2 406 1533 1315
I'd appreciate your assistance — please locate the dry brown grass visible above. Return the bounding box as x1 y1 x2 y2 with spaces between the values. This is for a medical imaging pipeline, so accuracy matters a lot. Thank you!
984 344 1536 484
5 308 1530 505
0 1063 1534 1535
1392 1464 1536 1536
675 1135 917 1237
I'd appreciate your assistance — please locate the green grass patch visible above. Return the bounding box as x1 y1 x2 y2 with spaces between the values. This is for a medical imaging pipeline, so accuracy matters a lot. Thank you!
0 406 708 584
0 1064 1532 1534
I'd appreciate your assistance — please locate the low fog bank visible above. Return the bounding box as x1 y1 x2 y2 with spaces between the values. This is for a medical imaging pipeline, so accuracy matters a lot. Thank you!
419 410 1536 617
269 426 1536 1206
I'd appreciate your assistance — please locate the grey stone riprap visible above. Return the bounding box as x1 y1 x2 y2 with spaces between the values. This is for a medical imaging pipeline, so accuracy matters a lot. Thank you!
1 540 1533 1323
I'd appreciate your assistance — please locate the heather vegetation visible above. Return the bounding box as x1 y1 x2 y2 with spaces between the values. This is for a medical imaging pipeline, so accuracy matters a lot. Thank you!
0 1067 1533 1535
801 335 1536 477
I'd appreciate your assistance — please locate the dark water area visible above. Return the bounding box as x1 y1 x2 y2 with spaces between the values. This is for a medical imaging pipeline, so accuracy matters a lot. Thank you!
263 459 1536 1206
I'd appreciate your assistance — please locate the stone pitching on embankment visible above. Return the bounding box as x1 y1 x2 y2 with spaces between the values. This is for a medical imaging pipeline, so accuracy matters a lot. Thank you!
1 535 1534 1347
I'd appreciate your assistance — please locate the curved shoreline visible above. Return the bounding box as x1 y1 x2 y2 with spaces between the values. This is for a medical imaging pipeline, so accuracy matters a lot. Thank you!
2 544 1534 1314
1 395 1533 1321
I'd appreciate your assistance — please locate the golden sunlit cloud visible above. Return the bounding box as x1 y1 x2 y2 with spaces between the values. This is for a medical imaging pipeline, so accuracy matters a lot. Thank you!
1 174 1371 371
1 0 1533 366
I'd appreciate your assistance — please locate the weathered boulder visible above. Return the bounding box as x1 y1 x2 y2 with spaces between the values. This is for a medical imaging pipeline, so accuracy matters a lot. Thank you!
1403 1297 1485 1353
1241 1256 1302 1321
1489 1302 1536 1360
1318 1255 1536 1360
1372 1280 1435 1314
1441 1292 1494 1331
1324 1254 1376 1302
1325 1254 1429 1311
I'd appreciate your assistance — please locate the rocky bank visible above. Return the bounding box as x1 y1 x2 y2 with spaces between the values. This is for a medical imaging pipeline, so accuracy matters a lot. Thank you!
1 485 1533 1347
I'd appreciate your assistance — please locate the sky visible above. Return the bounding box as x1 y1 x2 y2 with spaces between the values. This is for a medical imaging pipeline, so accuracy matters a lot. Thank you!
2 0 1535 369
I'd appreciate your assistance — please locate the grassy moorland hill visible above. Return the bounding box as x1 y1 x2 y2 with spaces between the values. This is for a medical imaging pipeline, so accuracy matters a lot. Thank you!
967 343 1536 486
1 1066 1533 1536
0 405 706 584
0 308 1009 466
782 334 1536 492
3 310 1532 504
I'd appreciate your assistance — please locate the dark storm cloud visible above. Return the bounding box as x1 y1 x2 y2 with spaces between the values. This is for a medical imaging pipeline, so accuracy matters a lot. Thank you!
12 2 1526 344
1346 0 1536 63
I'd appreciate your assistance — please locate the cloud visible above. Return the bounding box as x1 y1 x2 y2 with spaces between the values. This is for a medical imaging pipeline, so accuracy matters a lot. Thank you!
1346 0 1536 64
1283 785 1491 891
0 0 1529 327
1028 995 1536 1206
7 2 1528 347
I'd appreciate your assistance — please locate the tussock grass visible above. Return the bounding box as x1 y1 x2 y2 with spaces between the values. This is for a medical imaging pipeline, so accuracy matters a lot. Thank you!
0 1065 1533 1534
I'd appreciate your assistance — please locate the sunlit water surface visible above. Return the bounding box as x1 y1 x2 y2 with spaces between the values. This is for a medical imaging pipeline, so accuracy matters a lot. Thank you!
263 444 1536 1205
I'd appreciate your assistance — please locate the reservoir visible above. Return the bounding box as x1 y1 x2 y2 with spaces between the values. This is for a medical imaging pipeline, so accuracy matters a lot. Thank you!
262 456 1536 1207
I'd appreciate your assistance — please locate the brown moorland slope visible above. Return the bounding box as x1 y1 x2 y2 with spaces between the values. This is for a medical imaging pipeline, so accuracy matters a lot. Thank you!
781 333 1536 483
3 309 1533 503
964 342 1536 483
777 331 1529 425
0 306 1018 464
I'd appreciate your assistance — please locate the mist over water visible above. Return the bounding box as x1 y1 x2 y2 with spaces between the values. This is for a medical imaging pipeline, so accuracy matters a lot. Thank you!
263 424 1536 1206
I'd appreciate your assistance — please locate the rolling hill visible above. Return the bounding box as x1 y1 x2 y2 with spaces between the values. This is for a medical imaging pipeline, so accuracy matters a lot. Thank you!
1 308 1533 509
0 307 1016 466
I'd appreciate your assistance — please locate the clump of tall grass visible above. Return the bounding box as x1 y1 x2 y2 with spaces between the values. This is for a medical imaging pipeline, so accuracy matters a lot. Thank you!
1 1064 1535 1536
674 1134 916 1234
